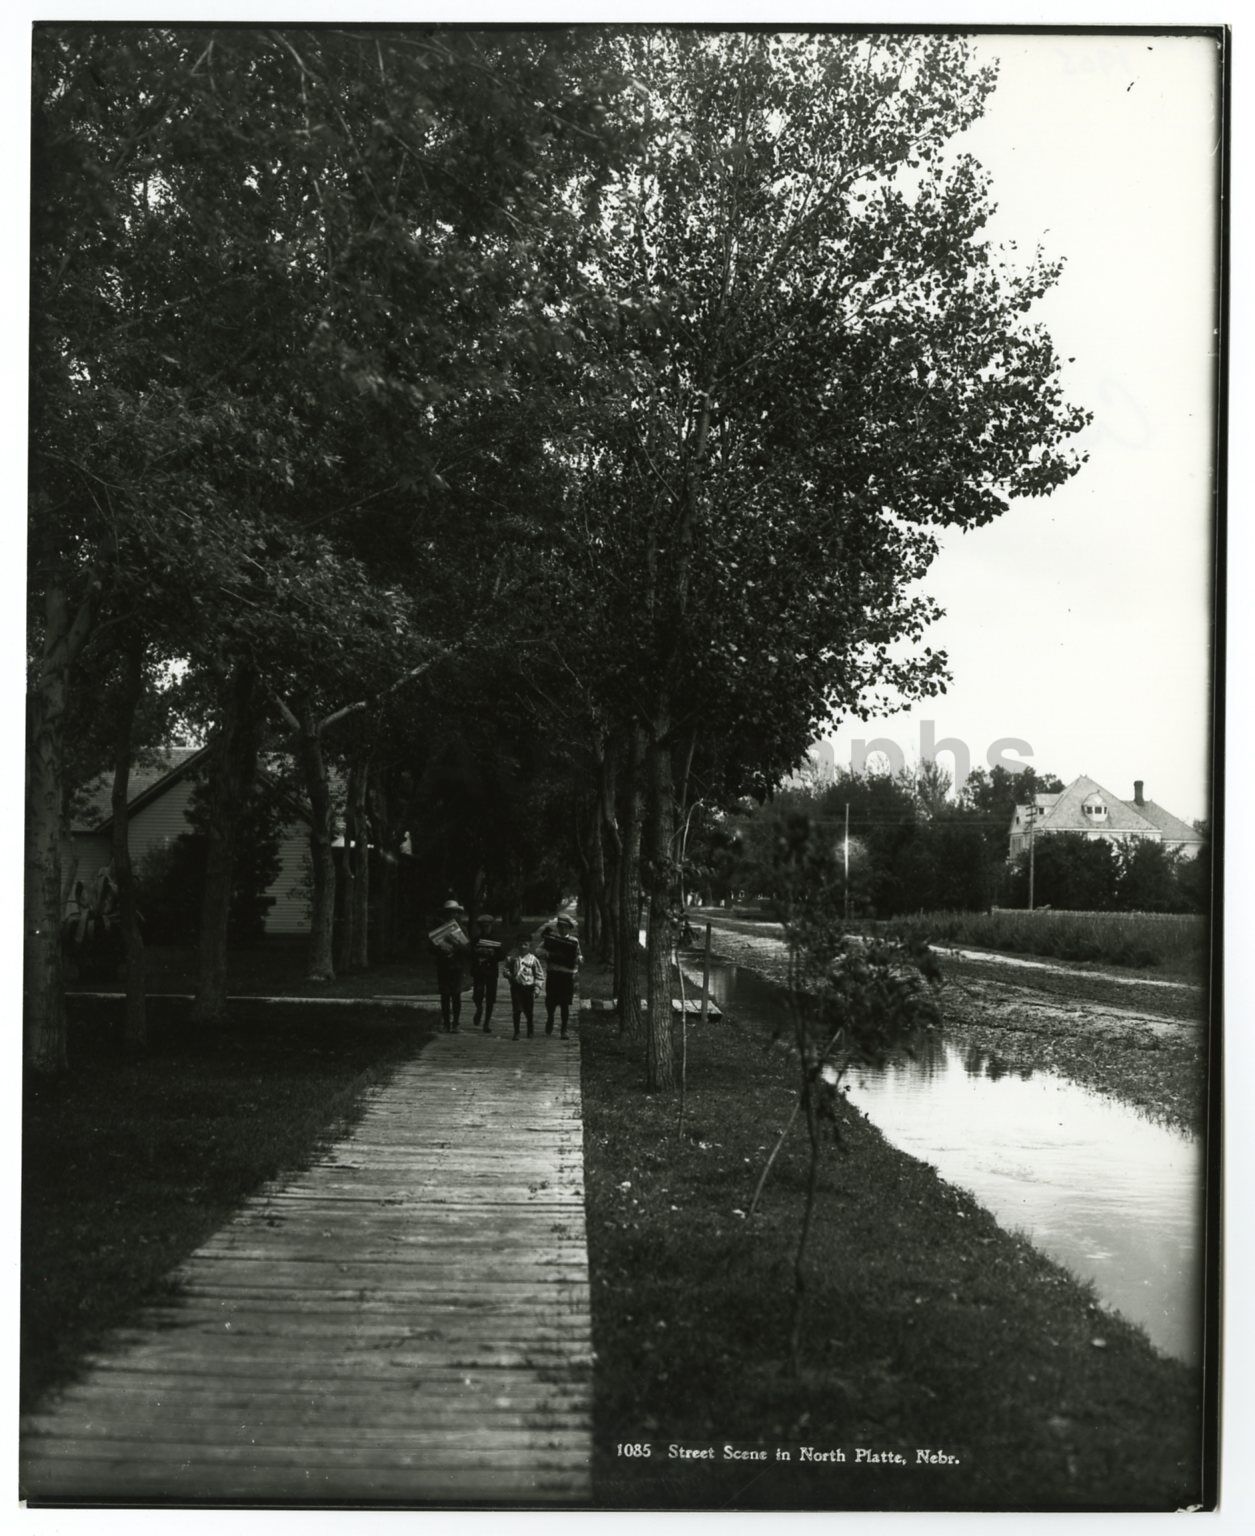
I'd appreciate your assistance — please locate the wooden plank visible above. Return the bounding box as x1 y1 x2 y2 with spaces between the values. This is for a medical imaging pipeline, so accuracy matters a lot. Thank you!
168 1267 589 1291
47 1376 592 1406
79 1348 594 1378
22 1461 590 1503
30 1396 593 1428
170 1282 592 1302
25 1429 590 1456
193 1243 589 1263
21 1016 594 1507
24 1436 592 1469
140 1296 589 1317
127 1304 592 1330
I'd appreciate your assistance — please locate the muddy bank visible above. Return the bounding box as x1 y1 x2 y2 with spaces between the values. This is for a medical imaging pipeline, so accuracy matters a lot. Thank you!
690 922 1210 1137
935 957 1207 1136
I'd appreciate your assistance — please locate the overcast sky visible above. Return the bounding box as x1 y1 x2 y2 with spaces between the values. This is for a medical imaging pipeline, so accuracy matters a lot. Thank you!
822 31 1220 825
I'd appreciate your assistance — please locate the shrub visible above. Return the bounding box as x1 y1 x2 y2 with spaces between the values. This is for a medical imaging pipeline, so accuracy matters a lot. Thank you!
133 780 284 945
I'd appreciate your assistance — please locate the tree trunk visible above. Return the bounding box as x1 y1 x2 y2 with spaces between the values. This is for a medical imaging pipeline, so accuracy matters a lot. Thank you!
370 775 398 959
573 797 596 956
600 746 621 970
616 723 644 1040
602 836 621 970
297 703 337 982
25 675 69 1078
348 756 370 972
25 577 99 1078
788 1078 823 1376
111 634 146 1050
589 793 610 963
337 772 358 977
643 725 676 1092
191 662 259 1023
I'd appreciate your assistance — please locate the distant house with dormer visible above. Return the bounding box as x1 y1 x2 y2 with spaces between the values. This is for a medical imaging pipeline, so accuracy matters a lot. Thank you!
1008 776 1204 862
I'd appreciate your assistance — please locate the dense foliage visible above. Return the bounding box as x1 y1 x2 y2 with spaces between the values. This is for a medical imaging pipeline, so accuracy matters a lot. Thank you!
704 768 1205 918
134 780 285 945
29 26 1090 1080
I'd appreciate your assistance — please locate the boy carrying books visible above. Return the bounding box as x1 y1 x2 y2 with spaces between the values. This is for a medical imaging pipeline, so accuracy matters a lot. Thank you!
471 914 505 1033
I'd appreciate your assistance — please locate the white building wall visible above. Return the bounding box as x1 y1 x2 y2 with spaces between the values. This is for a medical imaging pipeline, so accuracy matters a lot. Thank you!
267 827 312 935
129 778 199 859
64 787 313 935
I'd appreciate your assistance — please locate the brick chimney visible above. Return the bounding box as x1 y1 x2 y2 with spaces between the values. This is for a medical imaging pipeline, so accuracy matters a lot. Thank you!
1133 779 1145 806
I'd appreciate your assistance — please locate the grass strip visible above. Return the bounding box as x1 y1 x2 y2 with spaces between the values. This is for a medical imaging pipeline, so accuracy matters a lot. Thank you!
22 996 431 1412
579 972 1202 1512
702 908 1206 978
870 909 1205 978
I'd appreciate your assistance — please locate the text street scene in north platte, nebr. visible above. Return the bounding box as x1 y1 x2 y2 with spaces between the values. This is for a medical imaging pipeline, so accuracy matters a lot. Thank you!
22 24 1224 1515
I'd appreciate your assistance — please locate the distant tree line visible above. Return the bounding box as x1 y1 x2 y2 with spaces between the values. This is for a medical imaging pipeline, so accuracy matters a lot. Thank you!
690 764 1208 917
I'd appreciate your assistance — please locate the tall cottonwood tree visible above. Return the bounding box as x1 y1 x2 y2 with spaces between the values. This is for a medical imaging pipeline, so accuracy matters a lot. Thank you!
555 32 1088 1089
27 25 626 1071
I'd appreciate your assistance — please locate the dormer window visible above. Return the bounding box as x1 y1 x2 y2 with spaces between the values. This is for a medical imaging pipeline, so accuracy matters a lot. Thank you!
1082 795 1108 821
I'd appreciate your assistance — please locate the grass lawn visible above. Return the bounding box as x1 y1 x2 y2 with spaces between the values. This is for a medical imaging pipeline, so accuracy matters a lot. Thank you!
578 967 1206 1511
881 909 1208 980
79 925 547 1000
22 996 433 1413
76 940 447 999
698 908 1208 980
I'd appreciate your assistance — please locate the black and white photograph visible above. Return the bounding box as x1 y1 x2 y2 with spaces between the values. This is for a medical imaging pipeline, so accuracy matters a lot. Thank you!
18 13 1232 1517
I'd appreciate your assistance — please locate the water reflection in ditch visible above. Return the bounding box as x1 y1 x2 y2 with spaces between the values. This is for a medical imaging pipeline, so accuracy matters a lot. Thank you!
683 953 1204 1366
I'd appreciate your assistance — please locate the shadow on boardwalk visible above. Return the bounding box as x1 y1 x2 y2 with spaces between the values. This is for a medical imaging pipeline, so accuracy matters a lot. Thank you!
21 1028 593 1507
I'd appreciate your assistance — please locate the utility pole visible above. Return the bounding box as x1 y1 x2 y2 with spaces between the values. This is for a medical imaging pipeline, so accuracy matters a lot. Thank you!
1027 802 1037 912
843 801 851 921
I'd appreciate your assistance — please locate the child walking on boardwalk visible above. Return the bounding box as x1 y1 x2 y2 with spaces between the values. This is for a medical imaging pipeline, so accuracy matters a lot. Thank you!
428 899 469 1033
543 914 582 1039
471 914 505 1033
508 935 544 1040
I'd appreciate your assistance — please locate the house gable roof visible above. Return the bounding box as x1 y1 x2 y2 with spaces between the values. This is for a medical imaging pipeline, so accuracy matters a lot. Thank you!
1020 774 1160 836
70 745 209 833
1125 798 1203 844
78 746 324 838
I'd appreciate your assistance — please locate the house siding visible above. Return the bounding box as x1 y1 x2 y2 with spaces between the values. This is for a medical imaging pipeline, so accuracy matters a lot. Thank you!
64 786 315 936
268 827 313 935
63 780 198 906
130 777 200 859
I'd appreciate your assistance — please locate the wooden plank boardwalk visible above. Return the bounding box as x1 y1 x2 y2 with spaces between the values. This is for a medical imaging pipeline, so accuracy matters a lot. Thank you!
21 1027 593 1507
